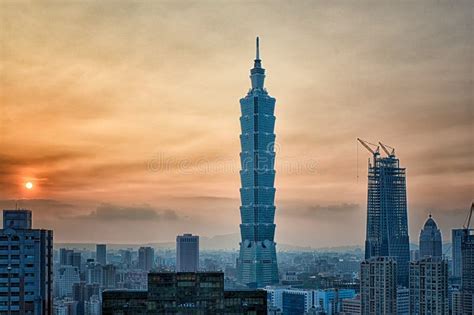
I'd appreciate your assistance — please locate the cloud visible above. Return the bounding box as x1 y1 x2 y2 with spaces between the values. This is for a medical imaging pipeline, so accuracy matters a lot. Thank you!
73 203 180 222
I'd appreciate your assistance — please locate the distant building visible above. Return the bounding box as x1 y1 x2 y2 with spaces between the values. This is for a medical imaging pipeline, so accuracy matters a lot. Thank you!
419 214 442 258
363 145 410 287
282 290 314 315
409 257 448 315
0 209 53 315
56 265 80 298
360 257 397 315
396 287 409 315
410 249 420 261
341 295 361 315
84 295 101 315
102 264 117 289
96 244 107 265
176 233 199 272
455 229 474 315
102 272 266 314
138 246 154 272
452 229 469 280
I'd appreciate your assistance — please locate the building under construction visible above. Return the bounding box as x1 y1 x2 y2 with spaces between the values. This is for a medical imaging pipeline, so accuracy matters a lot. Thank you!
358 139 411 288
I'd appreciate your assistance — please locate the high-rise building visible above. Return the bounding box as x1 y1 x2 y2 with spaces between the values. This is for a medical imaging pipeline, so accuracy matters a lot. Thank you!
84 295 101 315
237 37 279 288
455 229 474 315
176 233 199 272
56 265 80 298
419 214 442 258
452 228 472 280
138 246 154 272
409 257 449 315
0 209 53 315
363 146 410 287
360 257 397 315
96 244 107 265
102 264 117 289
396 287 410 315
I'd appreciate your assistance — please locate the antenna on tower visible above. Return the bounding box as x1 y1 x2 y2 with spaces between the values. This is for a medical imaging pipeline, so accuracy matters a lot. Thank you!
256 36 260 60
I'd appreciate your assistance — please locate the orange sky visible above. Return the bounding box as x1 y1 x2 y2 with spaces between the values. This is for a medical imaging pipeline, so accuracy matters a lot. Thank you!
0 1 472 247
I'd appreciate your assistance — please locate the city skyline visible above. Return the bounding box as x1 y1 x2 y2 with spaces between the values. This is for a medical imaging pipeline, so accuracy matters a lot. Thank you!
1 1 473 246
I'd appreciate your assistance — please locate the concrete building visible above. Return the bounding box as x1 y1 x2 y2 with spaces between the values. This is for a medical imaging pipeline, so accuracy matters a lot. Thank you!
138 246 154 272
102 272 266 314
56 265 80 298
452 229 470 280
396 287 409 315
360 257 397 315
0 209 53 315
409 257 448 315
341 295 361 315
419 214 442 258
455 229 474 314
176 233 199 272
362 141 410 287
237 37 279 288
96 244 107 265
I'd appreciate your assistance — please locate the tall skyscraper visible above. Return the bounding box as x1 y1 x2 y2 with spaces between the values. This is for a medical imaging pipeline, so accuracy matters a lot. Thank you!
176 233 199 272
0 209 53 315
138 246 154 272
409 257 449 315
419 214 442 258
458 229 474 315
360 257 397 315
237 37 279 288
452 228 471 280
362 144 410 287
96 244 107 265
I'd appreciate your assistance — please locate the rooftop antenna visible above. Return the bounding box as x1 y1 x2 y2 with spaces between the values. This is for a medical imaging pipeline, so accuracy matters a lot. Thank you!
256 36 260 60
463 202 474 230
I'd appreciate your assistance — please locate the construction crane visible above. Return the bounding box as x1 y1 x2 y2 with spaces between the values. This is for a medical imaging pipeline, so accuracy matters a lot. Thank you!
463 202 474 229
357 138 380 159
379 141 395 157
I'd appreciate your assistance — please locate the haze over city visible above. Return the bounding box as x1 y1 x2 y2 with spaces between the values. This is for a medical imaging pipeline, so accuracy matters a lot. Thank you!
1 1 472 247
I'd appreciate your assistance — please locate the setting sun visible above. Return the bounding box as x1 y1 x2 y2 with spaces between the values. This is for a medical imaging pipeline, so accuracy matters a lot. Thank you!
25 182 33 190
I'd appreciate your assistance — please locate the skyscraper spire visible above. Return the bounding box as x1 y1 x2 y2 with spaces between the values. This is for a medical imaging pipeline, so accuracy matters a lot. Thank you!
250 36 265 89
256 36 260 60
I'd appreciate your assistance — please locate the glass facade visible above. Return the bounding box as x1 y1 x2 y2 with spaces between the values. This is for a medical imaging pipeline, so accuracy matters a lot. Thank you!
237 38 279 288
364 154 410 287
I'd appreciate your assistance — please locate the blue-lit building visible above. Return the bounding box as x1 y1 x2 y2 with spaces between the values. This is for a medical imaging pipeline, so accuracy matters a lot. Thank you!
419 214 442 258
237 37 279 288
0 209 53 314
282 290 313 315
364 150 410 287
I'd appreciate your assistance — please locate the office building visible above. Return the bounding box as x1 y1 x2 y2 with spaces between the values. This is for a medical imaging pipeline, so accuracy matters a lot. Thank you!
56 265 80 298
176 233 199 272
102 272 266 314
84 295 101 315
96 244 107 265
237 37 279 288
265 287 285 311
0 209 53 315
419 214 442 258
360 257 397 315
138 246 154 272
409 257 448 315
341 295 361 315
452 228 471 280
282 290 314 315
362 143 410 287
456 229 474 314
102 264 117 289
397 287 409 315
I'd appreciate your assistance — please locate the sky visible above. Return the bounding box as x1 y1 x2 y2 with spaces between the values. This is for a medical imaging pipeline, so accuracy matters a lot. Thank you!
0 1 472 247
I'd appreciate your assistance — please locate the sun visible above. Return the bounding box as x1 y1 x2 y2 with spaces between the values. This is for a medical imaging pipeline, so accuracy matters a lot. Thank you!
25 182 33 190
